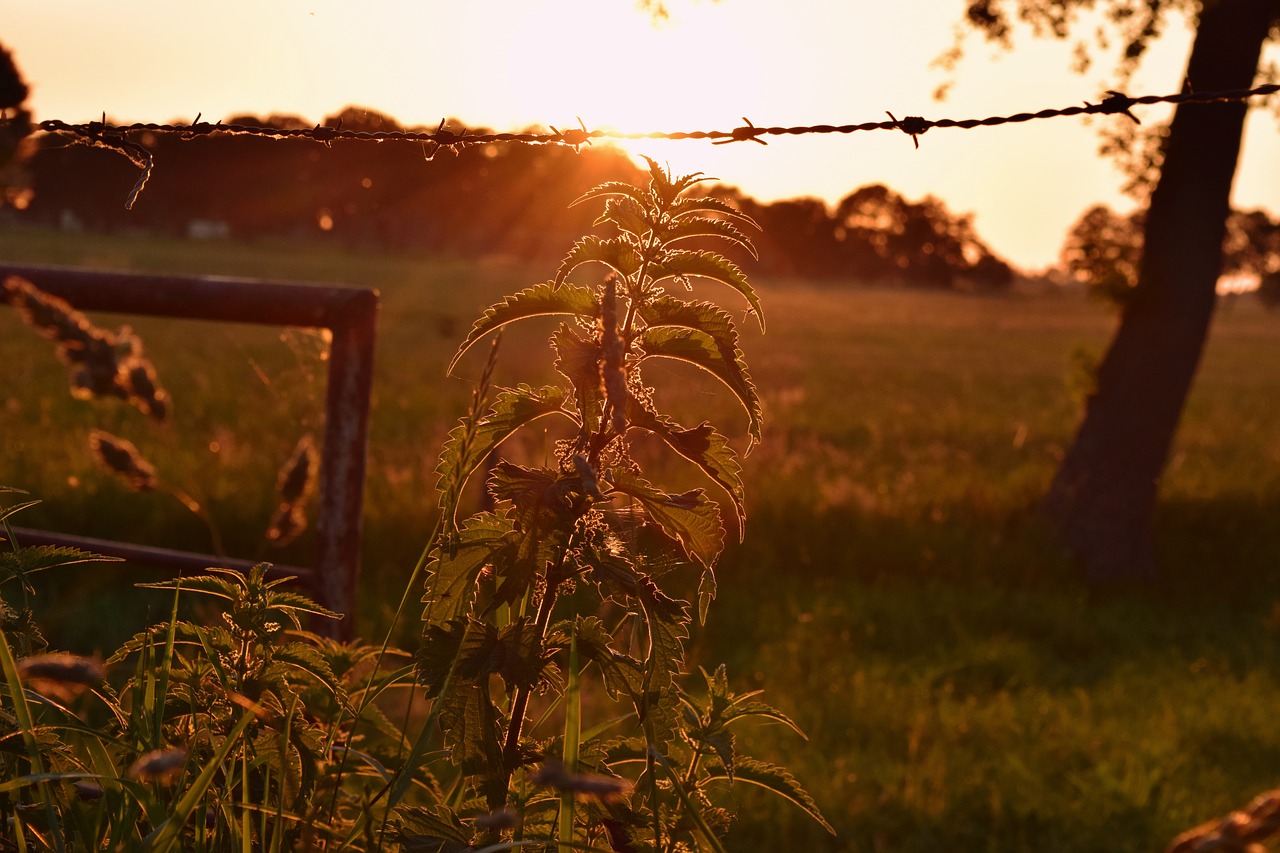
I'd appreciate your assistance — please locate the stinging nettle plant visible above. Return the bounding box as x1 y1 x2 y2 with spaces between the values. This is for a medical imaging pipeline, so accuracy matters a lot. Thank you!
412 158 830 850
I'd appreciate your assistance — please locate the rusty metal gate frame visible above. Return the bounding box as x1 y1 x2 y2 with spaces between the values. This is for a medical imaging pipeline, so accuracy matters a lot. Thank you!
1 263 377 639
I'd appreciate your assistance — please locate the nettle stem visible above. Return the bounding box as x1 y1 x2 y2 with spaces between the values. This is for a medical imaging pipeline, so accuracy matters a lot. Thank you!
497 537 575 808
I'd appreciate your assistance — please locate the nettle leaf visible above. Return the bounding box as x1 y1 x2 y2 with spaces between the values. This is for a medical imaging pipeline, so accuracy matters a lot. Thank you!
636 577 690 750
0 498 41 524
659 216 758 259
637 325 763 452
642 155 707 206
138 573 243 602
0 544 120 585
607 471 724 568
106 620 227 666
557 616 644 704
423 513 517 626
449 282 596 375
720 699 806 738
704 757 835 836
487 462 577 607
569 181 651 211
554 236 642 287
394 805 473 852
495 617 555 693
669 195 761 230
271 641 345 698
650 250 764 332
552 324 602 437
697 567 717 627
597 195 654 240
436 385 574 517
259 588 342 622
418 618 498 695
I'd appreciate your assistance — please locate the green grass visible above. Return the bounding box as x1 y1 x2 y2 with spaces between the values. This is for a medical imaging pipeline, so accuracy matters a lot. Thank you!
4 224 1280 850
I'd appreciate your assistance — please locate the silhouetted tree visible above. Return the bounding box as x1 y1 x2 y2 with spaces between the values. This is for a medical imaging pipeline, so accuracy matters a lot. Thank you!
960 0 1280 581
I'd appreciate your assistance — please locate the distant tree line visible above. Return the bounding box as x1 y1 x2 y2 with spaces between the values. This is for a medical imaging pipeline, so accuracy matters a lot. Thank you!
1061 202 1280 305
10 107 1015 290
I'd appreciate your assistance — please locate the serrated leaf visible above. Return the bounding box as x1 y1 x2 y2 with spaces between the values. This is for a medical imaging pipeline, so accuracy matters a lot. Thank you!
0 544 121 584
560 616 644 704
635 576 690 750
607 471 724 568
720 700 807 739
638 325 762 452
0 499 41 524
697 567 717 626
669 195 761 230
553 236 642 287
137 574 242 602
552 324 602 437
486 462 578 608
495 617 553 692
259 588 343 622
435 385 574 519
641 155 708 206
649 250 764 331
659 215 758 258
271 642 345 698
704 757 835 835
597 195 654 239
568 181 651 211
449 282 596 375
394 805 473 851
422 514 517 626
626 399 745 534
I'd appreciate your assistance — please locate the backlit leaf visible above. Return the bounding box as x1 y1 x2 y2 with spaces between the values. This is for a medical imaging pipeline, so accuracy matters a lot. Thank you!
669 195 761 230
649 250 764 331
659 216 758 258
422 514 517 626
552 324 602 437
607 471 724 568
704 757 835 835
554 236 642 287
449 282 596 375
638 325 762 451
568 181 651 211
435 385 574 519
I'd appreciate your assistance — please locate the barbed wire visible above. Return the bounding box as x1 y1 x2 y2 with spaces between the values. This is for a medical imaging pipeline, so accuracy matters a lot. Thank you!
28 82 1280 209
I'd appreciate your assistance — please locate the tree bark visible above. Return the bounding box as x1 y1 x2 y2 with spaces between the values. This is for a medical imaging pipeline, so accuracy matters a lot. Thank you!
1044 0 1278 582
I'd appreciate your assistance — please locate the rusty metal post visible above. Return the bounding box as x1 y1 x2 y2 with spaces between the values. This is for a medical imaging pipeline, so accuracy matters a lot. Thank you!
1 263 378 639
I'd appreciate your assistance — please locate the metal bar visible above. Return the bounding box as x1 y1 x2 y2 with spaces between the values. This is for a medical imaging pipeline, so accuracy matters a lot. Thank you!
1 263 378 639
8 526 316 586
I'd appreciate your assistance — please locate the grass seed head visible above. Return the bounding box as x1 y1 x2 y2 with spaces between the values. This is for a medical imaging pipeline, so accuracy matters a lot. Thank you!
88 429 158 491
16 652 104 700
276 434 316 505
128 748 188 784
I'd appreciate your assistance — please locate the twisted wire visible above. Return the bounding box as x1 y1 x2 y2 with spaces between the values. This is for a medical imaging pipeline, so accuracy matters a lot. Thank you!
24 82 1280 207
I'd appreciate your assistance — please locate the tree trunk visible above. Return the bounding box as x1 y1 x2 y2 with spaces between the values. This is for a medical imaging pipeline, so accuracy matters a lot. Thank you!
1044 0 1278 582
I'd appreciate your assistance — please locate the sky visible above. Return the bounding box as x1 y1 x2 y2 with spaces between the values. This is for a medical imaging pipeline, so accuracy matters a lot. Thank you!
5 0 1279 271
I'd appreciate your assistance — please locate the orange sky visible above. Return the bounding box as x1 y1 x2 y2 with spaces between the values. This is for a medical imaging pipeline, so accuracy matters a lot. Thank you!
5 0 1279 270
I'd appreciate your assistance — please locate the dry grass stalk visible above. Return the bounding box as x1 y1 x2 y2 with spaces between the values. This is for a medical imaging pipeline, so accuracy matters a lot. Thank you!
88 429 158 491
127 747 188 784
532 759 632 802
16 652 104 700
2 275 169 421
266 434 315 547
1167 788 1280 853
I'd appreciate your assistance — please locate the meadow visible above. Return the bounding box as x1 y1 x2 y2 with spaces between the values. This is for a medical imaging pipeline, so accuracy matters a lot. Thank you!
3 223 1280 851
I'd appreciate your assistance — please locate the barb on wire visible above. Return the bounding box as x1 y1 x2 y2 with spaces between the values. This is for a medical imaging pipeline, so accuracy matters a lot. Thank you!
713 117 768 146
33 82 1279 207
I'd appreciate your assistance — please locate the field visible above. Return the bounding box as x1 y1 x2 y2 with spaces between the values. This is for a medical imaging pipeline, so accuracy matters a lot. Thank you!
3 224 1280 851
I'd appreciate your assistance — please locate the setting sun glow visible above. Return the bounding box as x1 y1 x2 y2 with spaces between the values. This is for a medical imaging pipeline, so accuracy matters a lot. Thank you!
5 0 1279 269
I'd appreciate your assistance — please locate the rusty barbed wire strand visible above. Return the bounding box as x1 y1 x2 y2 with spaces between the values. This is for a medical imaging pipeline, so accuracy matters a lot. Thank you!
27 83 1280 206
